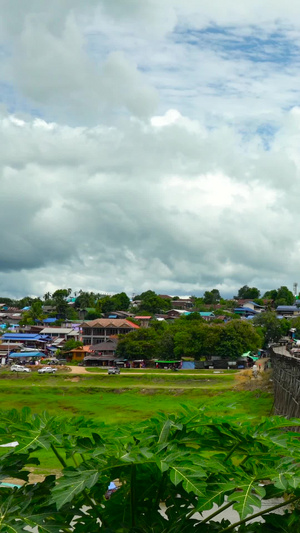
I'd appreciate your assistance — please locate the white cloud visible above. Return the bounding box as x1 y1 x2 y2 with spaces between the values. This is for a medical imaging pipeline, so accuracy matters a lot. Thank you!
0 108 299 298
1 2 300 298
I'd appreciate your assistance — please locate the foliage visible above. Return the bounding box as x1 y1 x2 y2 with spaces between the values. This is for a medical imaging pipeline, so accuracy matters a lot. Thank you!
18 300 45 325
253 312 289 347
275 286 295 306
203 289 221 304
134 290 172 314
117 319 261 360
263 286 295 307
236 285 261 300
62 339 83 353
0 408 300 531
215 321 261 359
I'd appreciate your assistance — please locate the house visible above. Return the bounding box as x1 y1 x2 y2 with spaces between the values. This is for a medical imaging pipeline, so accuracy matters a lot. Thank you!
134 316 151 327
78 308 98 320
0 343 23 358
239 301 265 313
81 319 139 345
276 306 300 317
83 339 119 366
181 311 216 321
39 327 80 341
199 312 215 321
171 299 194 310
103 311 134 319
166 309 188 318
68 345 93 362
234 307 258 317
1 333 50 349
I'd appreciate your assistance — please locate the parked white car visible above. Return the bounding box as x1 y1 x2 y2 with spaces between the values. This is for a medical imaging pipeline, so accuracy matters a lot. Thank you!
11 365 31 373
38 366 57 374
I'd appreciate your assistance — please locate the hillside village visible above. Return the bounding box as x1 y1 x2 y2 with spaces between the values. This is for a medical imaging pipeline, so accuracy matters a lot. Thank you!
0 285 299 369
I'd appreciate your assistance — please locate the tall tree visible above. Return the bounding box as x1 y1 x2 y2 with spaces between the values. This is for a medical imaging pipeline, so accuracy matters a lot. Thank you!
236 285 260 300
275 286 294 306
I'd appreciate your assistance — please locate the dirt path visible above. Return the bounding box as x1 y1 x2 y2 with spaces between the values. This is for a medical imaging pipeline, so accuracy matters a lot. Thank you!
68 367 233 376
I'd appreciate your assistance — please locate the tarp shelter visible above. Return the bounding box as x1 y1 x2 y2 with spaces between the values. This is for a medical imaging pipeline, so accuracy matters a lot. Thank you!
182 361 195 369
9 352 44 358
241 351 259 361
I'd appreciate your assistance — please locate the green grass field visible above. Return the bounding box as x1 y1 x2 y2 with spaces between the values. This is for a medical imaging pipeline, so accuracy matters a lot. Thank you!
0 369 273 473
0 370 272 423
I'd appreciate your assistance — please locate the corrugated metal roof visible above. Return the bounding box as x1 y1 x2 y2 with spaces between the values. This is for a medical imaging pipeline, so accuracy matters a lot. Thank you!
276 306 298 311
2 333 48 340
40 328 76 334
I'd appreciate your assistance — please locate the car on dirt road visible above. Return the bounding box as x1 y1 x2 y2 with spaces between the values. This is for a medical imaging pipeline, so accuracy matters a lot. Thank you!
108 367 120 375
11 365 31 373
38 366 57 374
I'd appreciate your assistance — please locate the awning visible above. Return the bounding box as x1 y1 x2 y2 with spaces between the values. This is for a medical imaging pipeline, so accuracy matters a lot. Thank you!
241 351 251 358
154 360 181 363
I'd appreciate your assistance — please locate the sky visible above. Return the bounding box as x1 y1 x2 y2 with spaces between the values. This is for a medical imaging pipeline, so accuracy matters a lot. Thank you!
1 1 300 299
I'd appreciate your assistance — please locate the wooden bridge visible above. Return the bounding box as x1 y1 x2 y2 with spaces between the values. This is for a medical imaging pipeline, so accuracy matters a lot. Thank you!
270 342 300 418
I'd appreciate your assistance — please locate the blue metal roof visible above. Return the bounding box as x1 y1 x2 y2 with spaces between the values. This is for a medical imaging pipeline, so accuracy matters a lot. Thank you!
234 307 257 314
2 333 49 341
9 352 44 358
43 318 57 323
276 306 298 311
248 301 264 308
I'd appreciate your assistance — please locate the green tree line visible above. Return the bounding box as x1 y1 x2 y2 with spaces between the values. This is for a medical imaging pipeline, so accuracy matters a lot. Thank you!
117 315 261 361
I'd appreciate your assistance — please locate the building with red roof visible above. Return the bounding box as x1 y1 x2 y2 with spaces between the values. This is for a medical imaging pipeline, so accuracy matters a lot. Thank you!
81 319 139 345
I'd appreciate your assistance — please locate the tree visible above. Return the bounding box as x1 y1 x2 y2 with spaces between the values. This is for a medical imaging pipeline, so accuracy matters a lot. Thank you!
216 320 261 359
52 289 73 319
236 285 260 299
111 292 130 311
203 289 221 304
137 290 171 314
19 300 44 325
74 291 97 309
116 328 159 360
263 289 278 301
62 339 83 352
275 286 294 306
253 311 283 347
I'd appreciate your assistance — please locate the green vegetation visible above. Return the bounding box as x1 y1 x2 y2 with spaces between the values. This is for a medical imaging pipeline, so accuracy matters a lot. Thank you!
117 317 261 360
0 406 300 531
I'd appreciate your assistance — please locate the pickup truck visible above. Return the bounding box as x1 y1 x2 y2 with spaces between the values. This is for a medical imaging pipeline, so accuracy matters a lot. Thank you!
108 367 120 375
38 366 57 374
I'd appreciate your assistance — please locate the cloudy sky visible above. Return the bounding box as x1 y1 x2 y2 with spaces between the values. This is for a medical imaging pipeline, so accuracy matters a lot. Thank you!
1 1 300 299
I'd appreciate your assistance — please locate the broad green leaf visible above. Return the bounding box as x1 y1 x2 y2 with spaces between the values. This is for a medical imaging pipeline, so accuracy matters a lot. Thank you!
195 481 236 515
50 464 99 509
228 479 266 519
170 465 206 496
